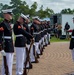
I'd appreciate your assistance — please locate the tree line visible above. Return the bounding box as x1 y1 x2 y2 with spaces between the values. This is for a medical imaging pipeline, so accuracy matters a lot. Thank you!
0 0 54 22
0 0 74 22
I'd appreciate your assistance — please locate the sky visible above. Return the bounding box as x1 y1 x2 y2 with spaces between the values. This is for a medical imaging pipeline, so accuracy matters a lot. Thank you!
0 0 74 13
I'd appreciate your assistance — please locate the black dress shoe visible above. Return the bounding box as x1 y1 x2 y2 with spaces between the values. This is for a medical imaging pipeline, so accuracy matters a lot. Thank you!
36 53 40 58
38 51 43 55
45 44 47 46
48 42 50 45
41 48 44 52
43 46 45 49
26 63 33 69
31 58 39 63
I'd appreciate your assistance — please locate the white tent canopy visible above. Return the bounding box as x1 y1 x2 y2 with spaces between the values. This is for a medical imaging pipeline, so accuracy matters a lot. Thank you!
43 17 50 21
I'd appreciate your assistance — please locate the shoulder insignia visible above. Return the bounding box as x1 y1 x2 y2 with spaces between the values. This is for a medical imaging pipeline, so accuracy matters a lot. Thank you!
0 27 4 31
18 25 21 29
23 27 26 30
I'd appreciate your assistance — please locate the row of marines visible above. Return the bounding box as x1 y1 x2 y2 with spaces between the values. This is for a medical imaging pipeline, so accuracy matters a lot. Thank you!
0 9 51 75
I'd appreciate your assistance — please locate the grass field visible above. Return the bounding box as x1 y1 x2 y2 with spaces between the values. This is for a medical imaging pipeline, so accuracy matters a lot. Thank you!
50 36 70 42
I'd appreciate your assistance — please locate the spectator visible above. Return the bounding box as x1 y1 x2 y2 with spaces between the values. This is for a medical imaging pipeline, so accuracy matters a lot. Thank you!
64 22 70 39
57 24 62 38
54 23 58 38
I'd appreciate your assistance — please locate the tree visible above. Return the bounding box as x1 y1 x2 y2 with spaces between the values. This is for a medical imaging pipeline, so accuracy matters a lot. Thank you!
10 0 22 7
61 8 73 14
0 3 3 10
0 3 3 18
0 0 55 21
2 4 9 9
37 5 44 18
29 2 38 17
45 7 54 17
37 5 54 18
0 3 4 22
10 0 30 21
72 9 74 14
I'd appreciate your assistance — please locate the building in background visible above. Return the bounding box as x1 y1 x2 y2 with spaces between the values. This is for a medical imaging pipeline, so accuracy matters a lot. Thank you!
50 14 74 36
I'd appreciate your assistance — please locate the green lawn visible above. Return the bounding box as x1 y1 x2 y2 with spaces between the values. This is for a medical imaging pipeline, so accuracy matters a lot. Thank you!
50 36 70 42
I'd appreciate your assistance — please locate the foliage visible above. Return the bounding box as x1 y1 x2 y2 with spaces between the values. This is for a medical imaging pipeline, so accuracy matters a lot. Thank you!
0 0 55 20
50 36 70 42
60 8 74 14
29 2 38 17
1 0 74 20
37 5 54 18
0 3 3 10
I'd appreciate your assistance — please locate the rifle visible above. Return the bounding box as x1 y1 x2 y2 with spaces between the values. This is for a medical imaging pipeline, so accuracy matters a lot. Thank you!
0 32 9 75
3 55 9 75
23 40 34 75
25 44 32 69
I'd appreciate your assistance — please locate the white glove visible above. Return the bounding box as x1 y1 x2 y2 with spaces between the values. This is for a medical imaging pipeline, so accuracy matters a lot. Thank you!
1 50 6 56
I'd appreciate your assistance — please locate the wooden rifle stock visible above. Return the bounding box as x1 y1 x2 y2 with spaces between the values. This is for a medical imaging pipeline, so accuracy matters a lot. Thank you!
23 45 27 75
23 42 33 75
3 56 9 75
2 32 9 75
32 45 34 55
0 49 9 75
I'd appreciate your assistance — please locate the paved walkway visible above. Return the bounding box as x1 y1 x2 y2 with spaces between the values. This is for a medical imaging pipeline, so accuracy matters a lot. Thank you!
0 42 74 75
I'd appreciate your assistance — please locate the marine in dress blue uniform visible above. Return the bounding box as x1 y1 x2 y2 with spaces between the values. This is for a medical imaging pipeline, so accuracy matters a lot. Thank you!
0 9 14 75
23 17 33 69
30 17 41 56
13 13 33 75
24 16 38 64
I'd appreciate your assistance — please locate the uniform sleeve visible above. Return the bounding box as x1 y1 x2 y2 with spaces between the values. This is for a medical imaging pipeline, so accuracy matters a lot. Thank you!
0 24 4 46
13 24 33 41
